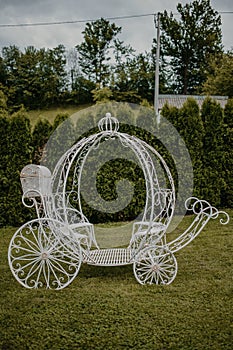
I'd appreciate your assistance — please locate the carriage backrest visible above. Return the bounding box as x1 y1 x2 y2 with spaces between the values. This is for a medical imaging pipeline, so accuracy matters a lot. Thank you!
20 164 52 198
20 164 88 227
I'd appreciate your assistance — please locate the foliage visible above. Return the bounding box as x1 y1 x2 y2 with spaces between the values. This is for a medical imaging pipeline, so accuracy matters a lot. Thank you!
177 98 204 198
161 97 231 207
0 115 10 226
2 45 68 109
76 18 121 87
0 56 6 85
1 97 233 226
71 75 95 105
203 51 233 97
52 112 69 131
111 51 155 103
159 0 222 94
200 98 225 205
0 88 7 113
0 108 32 226
43 113 76 171
32 119 53 164
0 6 227 108
0 215 232 349
91 86 113 104
221 99 233 206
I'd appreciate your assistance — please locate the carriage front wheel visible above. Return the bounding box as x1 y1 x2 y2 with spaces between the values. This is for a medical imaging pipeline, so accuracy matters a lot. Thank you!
133 246 177 285
8 218 82 290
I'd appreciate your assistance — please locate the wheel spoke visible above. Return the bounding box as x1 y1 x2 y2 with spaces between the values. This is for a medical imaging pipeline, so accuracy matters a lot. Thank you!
24 259 43 282
11 245 39 255
43 261 50 288
18 235 39 253
134 247 177 285
15 256 41 272
31 260 44 287
12 252 39 261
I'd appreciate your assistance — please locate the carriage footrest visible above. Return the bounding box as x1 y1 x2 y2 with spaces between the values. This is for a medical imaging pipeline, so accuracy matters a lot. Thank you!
84 248 133 266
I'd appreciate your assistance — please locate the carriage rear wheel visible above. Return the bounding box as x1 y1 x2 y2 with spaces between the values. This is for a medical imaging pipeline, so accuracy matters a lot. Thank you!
133 246 177 285
8 218 82 290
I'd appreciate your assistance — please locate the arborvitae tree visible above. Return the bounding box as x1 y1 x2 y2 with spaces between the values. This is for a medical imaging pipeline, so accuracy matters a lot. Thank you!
200 98 225 205
221 99 233 207
178 98 204 198
2 108 32 226
52 112 69 131
0 114 10 226
32 119 52 164
160 103 180 129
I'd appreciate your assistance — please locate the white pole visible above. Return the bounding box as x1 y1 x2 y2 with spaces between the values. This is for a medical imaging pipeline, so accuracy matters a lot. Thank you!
154 13 160 124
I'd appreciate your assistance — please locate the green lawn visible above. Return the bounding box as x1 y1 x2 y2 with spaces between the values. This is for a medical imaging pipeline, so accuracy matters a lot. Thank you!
0 213 232 350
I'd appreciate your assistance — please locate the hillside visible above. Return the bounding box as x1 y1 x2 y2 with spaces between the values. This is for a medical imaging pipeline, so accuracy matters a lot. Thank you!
27 104 92 127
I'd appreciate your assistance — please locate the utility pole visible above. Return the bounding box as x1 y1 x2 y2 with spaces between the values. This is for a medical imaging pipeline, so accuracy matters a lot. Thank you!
154 12 160 124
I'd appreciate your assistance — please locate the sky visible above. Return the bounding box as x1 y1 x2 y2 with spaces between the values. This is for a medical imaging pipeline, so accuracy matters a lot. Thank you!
0 0 232 53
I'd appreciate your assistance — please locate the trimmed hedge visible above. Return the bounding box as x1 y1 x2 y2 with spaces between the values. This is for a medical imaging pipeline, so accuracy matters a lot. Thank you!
1 98 233 227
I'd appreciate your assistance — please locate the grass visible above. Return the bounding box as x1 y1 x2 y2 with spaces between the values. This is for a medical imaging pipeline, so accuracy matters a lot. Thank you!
0 212 233 350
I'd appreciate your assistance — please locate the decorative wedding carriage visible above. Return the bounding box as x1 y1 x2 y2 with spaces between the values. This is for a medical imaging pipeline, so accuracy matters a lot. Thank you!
8 113 229 289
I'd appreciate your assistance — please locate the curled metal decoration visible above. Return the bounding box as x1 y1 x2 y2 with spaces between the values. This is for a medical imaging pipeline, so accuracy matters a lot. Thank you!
168 197 230 253
8 218 81 290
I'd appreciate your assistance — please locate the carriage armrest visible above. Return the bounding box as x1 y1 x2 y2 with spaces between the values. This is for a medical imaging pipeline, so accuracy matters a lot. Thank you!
132 221 166 235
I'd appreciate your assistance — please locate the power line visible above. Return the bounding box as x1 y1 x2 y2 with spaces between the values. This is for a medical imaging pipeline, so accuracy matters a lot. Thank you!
0 14 155 28
0 11 233 28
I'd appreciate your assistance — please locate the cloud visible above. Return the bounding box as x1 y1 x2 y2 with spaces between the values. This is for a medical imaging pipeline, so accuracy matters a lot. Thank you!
0 0 232 51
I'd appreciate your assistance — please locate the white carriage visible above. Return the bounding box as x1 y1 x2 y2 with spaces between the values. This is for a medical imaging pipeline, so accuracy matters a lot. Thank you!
8 113 229 289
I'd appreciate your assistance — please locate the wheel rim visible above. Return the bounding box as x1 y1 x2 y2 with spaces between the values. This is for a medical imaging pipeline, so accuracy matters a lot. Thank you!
133 246 177 285
8 218 82 290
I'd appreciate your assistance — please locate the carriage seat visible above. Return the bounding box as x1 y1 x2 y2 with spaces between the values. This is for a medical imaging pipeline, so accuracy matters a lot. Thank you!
129 221 166 251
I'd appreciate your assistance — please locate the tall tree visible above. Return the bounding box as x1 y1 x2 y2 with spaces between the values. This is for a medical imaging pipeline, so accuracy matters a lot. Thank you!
76 18 121 87
2 45 67 109
157 0 222 94
42 44 68 105
111 51 155 103
203 51 233 97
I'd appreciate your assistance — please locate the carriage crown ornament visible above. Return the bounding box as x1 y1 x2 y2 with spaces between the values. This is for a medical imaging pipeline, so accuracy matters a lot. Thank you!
8 113 229 289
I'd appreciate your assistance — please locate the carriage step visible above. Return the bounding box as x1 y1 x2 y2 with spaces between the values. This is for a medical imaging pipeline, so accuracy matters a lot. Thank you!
84 248 133 266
